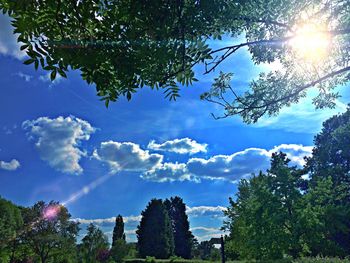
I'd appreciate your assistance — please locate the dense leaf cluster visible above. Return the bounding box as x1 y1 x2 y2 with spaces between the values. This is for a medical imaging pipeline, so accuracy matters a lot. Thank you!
2 0 349 121
224 107 350 260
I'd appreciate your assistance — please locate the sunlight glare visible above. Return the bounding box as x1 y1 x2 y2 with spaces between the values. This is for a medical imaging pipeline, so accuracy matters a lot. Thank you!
289 23 330 62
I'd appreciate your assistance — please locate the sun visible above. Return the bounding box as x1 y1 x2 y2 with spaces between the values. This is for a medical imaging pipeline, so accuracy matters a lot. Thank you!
289 23 331 62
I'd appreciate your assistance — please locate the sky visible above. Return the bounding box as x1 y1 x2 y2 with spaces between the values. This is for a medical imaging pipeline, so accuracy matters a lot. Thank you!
0 13 349 243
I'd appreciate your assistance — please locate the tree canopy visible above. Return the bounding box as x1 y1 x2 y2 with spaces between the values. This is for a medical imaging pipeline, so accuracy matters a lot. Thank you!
223 108 350 260
1 0 349 122
79 223 110 263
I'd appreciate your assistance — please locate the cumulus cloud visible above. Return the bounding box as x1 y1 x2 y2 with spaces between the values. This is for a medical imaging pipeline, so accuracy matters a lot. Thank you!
22 116 95 175
187 148 270 182
147 138 207 155
141 144 313 183
0 159 20 171
141 162 197 183
93 141 163 173
186 206 226 218
271 144 313 166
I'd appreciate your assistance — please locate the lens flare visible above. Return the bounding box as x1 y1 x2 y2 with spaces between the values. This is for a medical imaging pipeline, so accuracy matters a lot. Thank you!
289 23 330 62
62 173 114 206
42 205 61 220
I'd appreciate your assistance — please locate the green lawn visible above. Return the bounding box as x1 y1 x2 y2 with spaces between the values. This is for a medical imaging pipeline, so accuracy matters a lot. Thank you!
125 258 350 263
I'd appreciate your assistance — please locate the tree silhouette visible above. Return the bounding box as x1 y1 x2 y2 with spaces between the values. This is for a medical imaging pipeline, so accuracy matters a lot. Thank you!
164 196 193 259
112 215 126 247
136 199 174 259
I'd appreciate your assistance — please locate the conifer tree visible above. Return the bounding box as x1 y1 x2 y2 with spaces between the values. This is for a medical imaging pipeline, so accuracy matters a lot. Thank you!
112 215 126 247
136 199 174 259
164 196 193 259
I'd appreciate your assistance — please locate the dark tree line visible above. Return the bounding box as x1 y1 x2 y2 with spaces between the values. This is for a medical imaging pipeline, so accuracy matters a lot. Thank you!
136 197 194 259
223 107 350 260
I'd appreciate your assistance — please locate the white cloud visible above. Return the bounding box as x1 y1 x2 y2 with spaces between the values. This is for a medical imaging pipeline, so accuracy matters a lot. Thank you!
141 162 198 183
93 141 163 173
74 206 225 225
0 14 26 59
141 144 313 183
190 226 225 242
271 144 313 166
187 148 270 182
191 226 220 232
73 215 141 225
147 138 207 155
0 159 20 171
74 206 226 242
22 116 95 175
15 72 32 82
186 206 226 218
39 72 63 87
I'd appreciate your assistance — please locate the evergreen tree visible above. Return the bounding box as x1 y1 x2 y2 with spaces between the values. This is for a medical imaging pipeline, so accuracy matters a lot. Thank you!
112 215 126 247
136 199 174 259
164 196 193 259
111 215 128 263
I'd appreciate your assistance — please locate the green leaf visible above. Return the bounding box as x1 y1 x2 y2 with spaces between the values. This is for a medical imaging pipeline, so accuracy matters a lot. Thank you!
20 44 29 51
23 58 35 65
57 69 67 78
50 70 57 81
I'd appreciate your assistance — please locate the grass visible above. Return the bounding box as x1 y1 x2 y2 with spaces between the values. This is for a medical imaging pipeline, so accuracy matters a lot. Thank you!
125 258 350 263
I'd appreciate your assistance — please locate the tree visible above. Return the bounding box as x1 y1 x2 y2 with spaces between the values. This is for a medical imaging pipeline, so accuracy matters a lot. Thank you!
305 106 350 255
111 215 128 263
223 153 306 260
79 224 110 263
196 241 214 260
136 199 174 259
21 201 79 263
112 215 126 246
298 176 350 257
0 197 23 262
110 239 129 263
164 196 193 259
1 0 348 121
307 106 350 200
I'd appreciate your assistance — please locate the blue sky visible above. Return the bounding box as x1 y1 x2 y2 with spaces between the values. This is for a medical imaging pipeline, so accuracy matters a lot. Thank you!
0 13 348 243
